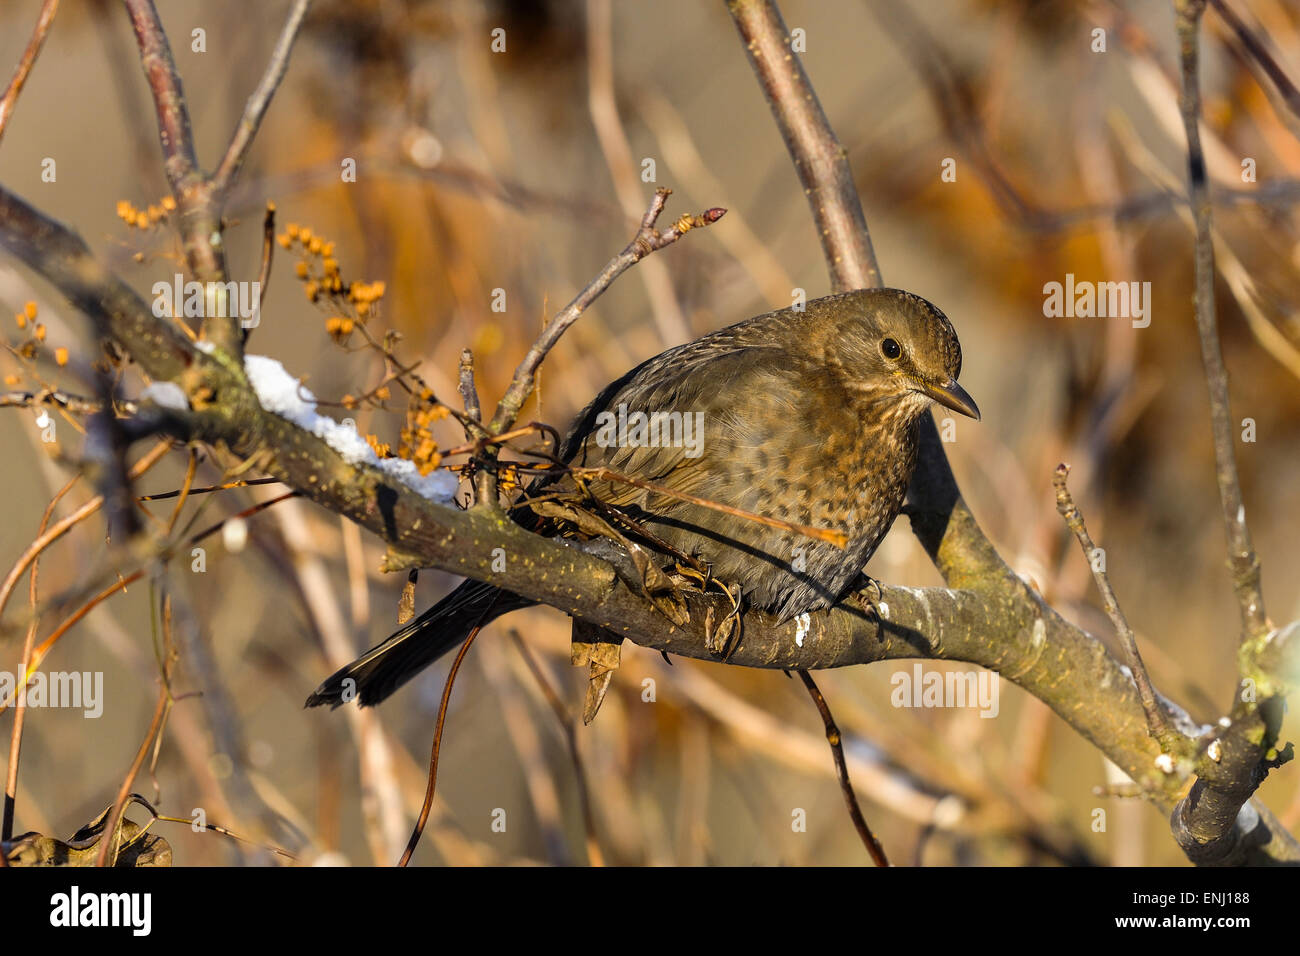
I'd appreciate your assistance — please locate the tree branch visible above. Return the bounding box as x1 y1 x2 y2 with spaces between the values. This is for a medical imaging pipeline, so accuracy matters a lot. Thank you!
1053 463 1173 747
210 0 312 199
0 0 59 145
726 0 880 292
487 188 724 436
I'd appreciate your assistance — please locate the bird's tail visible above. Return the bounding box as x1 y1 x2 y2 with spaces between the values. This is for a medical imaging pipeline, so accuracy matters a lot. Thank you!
305 579 534 709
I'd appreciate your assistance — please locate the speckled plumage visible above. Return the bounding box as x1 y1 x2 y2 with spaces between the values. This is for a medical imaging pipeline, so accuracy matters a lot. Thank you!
308 289 976 708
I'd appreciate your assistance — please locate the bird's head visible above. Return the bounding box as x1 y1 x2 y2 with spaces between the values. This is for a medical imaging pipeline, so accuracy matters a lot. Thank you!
814 288 980 421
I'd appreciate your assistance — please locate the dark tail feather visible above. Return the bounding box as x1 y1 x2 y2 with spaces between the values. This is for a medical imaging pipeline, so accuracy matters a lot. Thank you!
305 579 534 709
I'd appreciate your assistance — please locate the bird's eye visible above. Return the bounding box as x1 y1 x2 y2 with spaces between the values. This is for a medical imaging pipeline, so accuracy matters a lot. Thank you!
881 338 902 360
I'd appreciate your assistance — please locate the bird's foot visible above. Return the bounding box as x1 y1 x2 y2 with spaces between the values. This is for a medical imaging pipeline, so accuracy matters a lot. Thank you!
563 519 690 627
704 580 744 660
847 574 887 641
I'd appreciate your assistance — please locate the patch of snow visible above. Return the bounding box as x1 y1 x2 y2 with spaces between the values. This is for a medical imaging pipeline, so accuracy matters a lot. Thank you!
244 354 458 503
140 381 189 411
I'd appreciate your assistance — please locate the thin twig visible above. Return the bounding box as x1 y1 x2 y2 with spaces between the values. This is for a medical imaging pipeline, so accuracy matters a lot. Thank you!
487 188 723 437
210 0 313 198
0 439 169 623
586 0 691 345
457 348 483 425
397 600 497 867
248 200 277 341
796 670 889 866
1174 0 1269 644
1 491 299 705
140 475 283 502
2 473 77 843
0 0 59 144
1208 0 1300 122
1053 463 1172 745
0 388 134 416
96 587 176 866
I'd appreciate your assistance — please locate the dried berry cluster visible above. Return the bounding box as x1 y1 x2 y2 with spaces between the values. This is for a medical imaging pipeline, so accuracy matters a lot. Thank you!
277 223 386 343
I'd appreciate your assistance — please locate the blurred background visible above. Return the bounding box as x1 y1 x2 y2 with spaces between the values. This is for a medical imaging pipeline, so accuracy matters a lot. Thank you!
0 0 1297 865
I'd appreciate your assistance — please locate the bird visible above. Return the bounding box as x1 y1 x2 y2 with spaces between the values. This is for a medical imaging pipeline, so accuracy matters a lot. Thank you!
306 288 978 709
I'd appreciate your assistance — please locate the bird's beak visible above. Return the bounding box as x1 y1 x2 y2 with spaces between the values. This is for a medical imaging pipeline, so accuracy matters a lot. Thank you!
919 377 981 420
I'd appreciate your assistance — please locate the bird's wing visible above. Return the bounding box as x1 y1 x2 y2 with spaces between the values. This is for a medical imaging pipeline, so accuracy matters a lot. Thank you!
567 344 830 513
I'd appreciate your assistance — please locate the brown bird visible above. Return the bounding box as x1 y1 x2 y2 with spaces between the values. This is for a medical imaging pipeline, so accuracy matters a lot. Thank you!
307 289 978 708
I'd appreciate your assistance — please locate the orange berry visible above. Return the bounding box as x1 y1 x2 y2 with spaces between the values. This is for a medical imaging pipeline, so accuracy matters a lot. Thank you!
54 347 68 366
294 261 309 279
24 301 38 320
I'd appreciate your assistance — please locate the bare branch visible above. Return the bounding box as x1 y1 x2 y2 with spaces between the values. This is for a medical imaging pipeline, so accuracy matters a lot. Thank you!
457 349 482 424
1053 463 1172 746
121 0 200 194
1175 0 1271 647
486 187 724 436
1209 0 1300 122
3 474 76 843
0 0 59 145
726 0 879 292
796 670 889 866
398 605 493 867
210 0 313 198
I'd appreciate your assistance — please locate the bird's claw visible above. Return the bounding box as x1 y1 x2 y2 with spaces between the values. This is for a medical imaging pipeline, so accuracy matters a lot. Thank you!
704 581 744 660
